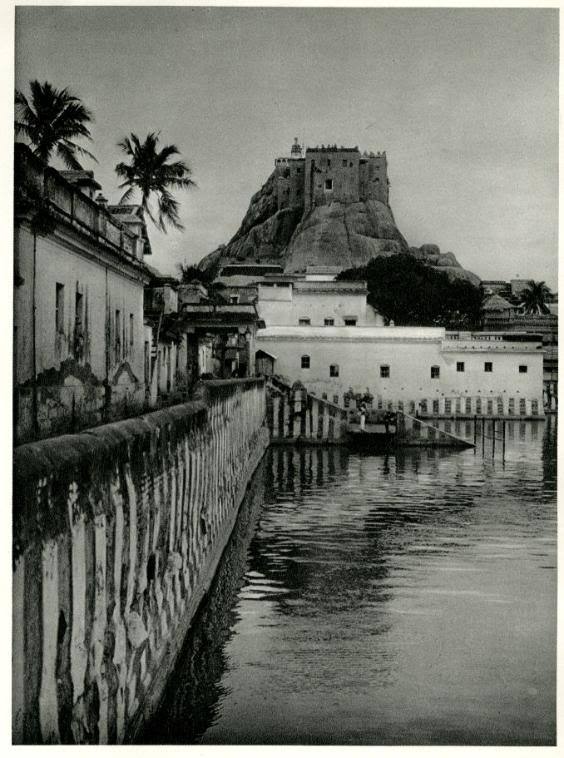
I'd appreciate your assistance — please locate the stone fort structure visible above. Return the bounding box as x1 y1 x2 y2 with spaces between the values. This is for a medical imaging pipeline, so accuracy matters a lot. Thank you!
273 138 389 211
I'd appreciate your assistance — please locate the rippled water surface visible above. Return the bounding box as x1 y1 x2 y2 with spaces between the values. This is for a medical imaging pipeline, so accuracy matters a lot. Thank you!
146 419 556 745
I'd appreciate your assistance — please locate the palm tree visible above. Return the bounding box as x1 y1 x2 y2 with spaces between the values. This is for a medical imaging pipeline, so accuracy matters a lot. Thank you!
115 132 195 232
15 80 96 169
520 281 552 315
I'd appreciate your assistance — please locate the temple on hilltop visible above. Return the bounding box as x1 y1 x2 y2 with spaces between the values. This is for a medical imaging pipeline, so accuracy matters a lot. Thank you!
274 138 389 209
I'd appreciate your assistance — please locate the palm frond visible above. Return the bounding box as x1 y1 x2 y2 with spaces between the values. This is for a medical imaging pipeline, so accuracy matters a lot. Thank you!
61 138 98 163
157 188 184 232
55 142 84 170
114 131 194 232
118 185 136 205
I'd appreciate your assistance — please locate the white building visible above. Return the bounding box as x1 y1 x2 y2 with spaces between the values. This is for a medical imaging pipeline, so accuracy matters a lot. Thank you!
257 277 384 327
255 276 545 417
14 143 152 442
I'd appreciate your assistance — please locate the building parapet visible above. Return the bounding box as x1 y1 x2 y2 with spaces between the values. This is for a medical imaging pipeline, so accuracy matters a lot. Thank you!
15 143 149 269
257 326 445 341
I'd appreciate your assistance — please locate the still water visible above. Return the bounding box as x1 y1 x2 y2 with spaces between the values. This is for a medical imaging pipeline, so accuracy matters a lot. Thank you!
145 419 556 745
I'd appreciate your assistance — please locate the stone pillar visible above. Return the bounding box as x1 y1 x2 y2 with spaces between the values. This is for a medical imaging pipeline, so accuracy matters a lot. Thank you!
271 394 280 439
246 331 256 376
283 393 290 437
322 405 330 440
311 399 319 441
333 409 343 440
306 397 313 439
292 388 302 439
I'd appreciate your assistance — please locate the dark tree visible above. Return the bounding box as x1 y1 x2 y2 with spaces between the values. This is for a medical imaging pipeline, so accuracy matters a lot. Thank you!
177 263 213 285
337 254 482 328
519 281 552 315
115 132 195 232
15 80 96 169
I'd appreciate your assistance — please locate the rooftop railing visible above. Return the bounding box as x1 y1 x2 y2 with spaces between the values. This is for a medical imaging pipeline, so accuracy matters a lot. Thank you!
15 143 144 267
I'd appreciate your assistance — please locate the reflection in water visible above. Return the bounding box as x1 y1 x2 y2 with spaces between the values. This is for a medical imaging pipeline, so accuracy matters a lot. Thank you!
143 420 556 746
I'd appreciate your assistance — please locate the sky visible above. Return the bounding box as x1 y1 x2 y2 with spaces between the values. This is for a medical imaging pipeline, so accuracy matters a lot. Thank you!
15 6 559 288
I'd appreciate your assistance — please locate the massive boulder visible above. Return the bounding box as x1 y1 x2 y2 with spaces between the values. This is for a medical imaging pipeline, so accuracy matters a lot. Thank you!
284 200 409 272
409 244 481 286
198 168 480 285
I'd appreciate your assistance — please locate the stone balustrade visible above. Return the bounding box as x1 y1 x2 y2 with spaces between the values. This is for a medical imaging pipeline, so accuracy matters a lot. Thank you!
266 377 348 443
358 394 544 419
12 379 268 744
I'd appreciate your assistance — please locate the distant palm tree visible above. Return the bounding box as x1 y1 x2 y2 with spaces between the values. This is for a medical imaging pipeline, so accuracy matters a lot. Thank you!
115 132 195 232
520 281 552 315
15 80 96 169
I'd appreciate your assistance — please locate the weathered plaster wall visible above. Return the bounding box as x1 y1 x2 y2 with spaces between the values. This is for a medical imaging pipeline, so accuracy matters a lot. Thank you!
13 379 268 744
14 222 148 443
15 224 145 385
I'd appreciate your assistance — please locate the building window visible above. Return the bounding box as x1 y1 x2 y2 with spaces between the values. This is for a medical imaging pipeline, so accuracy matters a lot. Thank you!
129 314 134 347
230 295 239 304
327 160 331 167
115 309 121 362
325 179 333 191
144 341 150 385
74 290 84 359
456 361 465 372
380 365 390 378
484 362 493 372
333 394 339 404
349 162 354 168
298 317 311 326
329 364 339 377
519 365 528 373
55 283 65 333
431 365 440 379
75 291 83 330
301 355 310 369
342 159 347 167
324 318 334 326
322 392 328 400
344 317 357 326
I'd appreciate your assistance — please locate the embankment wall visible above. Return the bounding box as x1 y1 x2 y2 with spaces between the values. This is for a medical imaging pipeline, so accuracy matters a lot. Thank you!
13 379 268 744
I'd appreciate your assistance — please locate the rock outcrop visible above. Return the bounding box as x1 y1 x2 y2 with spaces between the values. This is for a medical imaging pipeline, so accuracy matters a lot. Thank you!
284 200 409 272
198 167 480 285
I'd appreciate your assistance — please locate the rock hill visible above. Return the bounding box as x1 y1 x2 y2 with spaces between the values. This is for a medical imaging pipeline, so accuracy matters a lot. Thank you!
198 155 480 286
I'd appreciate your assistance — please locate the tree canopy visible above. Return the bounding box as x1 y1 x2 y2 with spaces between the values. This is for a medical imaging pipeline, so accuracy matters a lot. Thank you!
337 254 483 328
177 263 213 285
519 281 552 315
115 132 195 232
15 80 96 169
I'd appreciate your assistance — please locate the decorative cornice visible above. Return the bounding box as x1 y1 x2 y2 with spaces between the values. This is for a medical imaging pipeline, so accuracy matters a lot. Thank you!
257 334 443 344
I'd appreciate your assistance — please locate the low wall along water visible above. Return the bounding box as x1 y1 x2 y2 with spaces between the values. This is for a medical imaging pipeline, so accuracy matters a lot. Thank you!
12 379 268 744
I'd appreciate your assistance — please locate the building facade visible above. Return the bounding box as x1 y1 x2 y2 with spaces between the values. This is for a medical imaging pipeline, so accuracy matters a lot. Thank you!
256 326 544 417
14 143 152 443
257 277 384 327
273 139 390 213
